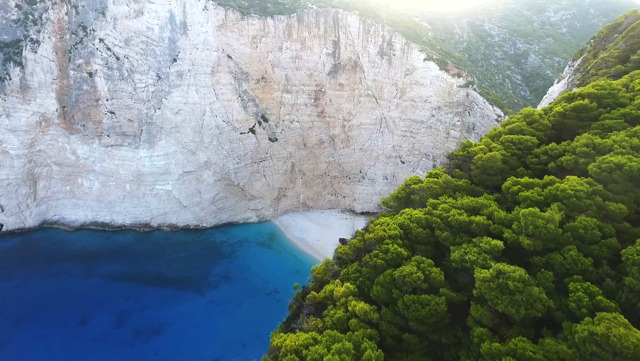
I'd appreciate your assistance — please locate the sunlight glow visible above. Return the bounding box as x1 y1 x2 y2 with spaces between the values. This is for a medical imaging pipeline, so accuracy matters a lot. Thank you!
372 0 501 13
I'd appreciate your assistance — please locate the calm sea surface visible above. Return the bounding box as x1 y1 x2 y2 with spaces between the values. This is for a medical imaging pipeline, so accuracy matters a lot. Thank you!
0 223 317 361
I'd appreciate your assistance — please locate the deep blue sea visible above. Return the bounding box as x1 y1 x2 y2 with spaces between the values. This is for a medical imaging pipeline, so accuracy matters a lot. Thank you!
0 223 317 361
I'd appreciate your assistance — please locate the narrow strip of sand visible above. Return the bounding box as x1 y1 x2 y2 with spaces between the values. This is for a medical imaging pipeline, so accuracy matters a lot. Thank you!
273 210 371 261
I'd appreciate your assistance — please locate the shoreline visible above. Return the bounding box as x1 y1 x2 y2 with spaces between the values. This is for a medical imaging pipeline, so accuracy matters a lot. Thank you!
0 211 373 263
273 210 371 262
0 221 236 235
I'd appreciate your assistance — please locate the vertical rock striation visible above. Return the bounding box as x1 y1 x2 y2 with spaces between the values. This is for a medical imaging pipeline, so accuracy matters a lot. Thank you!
0 0 502 231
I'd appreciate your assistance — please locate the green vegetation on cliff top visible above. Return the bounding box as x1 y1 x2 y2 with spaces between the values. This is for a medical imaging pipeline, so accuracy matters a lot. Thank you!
262 12 640 360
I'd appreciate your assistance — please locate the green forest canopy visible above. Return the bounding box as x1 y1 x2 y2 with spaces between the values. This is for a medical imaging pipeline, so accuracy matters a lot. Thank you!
262 70 640 361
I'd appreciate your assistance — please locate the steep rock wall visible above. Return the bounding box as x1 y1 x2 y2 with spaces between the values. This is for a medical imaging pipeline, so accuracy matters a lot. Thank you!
0 0 502 231
537 55 584 108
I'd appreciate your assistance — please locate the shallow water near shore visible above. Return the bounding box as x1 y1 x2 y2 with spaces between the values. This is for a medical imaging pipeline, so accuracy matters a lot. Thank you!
0 223 317 361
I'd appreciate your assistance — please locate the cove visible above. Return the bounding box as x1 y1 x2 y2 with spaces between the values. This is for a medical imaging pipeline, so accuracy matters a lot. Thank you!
0 223 317 361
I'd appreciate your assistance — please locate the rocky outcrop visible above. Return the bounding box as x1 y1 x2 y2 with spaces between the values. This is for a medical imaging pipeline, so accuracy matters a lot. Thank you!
537 55 584 108
0 0 502 231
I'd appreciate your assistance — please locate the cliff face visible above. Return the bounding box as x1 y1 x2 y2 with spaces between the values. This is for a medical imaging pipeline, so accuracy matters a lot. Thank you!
0 0 502 231
537 55 584 108
212 0 640 112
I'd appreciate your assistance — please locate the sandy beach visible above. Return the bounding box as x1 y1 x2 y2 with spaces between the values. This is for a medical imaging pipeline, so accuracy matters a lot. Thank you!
273 210 371 261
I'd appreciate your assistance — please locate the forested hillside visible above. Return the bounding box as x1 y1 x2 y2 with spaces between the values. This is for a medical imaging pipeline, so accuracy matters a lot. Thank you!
262 15 640 361
573 10 640 87
211 0 639 112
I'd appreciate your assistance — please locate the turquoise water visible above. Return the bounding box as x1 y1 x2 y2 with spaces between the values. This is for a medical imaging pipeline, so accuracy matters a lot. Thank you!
0 223 317 361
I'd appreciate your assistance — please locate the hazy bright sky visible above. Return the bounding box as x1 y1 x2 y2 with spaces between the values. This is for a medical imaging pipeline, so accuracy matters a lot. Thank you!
374 0 501 13
375 0 640 13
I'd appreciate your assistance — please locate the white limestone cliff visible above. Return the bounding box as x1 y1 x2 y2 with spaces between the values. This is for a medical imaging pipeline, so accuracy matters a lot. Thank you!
0 0 502 231
538 55 584 108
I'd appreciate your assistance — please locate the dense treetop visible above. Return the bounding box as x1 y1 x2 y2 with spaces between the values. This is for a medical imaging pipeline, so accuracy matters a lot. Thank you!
262 9 640 361
262 68 640 360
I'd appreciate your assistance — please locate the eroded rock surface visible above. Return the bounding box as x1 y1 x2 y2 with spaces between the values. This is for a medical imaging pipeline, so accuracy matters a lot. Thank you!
0 0 502 231
538 55 584 108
